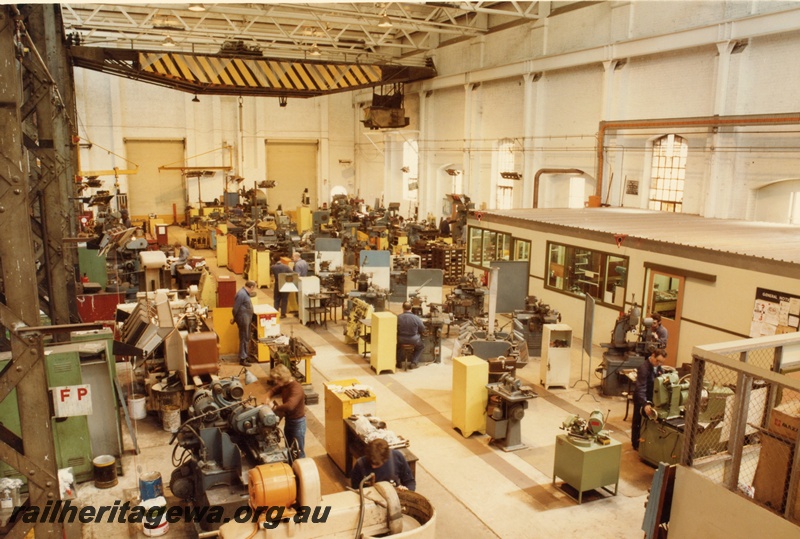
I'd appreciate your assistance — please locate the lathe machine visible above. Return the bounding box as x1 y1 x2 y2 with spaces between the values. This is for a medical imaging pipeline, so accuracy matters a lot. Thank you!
638 371 734 466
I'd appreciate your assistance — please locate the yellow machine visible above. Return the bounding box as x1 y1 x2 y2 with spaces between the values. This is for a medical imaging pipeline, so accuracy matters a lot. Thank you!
247 247 272 288
218 459 435 539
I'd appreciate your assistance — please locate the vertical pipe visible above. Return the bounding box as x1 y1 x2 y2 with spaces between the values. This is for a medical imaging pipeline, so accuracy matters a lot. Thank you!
487 265 499 335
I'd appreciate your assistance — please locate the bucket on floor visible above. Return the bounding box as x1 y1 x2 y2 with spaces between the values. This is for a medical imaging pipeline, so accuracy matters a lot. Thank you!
161 405 181 433
139 471 163 502
92 455 118 489
128 394 147 420
141 496 169 537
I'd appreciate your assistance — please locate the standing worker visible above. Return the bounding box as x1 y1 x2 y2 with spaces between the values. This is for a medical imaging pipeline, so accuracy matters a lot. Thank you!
232 281 257 367
632 348 667 450
350 439 416 491
649 313 668 350
439 217 451 238
271 255 293 317
266 364 306 460
397 301 426 369
292 252 309 277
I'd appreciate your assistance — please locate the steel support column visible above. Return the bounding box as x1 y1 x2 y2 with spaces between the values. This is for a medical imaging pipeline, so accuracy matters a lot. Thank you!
20 4 78 327
0 6 63 538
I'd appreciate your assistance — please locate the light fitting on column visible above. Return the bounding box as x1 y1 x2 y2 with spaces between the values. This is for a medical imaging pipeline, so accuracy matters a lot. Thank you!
188 4 206 12
279 96 288 107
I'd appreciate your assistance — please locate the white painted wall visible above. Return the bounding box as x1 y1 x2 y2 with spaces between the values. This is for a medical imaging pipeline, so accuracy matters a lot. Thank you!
74 1 800 224
75 69 355 218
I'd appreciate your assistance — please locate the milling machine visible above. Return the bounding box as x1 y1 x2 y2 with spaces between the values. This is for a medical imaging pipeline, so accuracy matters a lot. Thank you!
638 371 734 466
485 373 537 451
169 396 292 532
218 459 436 539
598 302 654 396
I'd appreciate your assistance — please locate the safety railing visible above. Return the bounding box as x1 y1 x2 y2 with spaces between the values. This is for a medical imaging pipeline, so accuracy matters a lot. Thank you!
684 333 800 525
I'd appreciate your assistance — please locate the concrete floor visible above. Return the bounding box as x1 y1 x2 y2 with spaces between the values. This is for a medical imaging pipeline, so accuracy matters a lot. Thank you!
76 227 659 538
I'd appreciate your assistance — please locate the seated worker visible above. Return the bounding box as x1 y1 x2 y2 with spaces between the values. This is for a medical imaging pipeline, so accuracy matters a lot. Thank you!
350 439 416 491
170 241 191 277
397 301 425 369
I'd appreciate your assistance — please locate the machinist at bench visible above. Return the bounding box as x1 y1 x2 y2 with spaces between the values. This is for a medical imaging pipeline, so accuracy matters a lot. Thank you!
350 439 416 491
397 301 425 369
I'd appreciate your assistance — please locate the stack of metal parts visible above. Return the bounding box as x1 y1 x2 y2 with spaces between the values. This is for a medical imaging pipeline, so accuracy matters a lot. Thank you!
344 387 372 399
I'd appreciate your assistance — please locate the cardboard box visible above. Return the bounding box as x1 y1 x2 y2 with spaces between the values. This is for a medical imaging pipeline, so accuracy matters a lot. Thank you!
753 433 792 511
769 401 800 440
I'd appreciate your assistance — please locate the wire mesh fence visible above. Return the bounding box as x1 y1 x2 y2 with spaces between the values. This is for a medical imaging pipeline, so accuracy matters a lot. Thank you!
686 338 800 526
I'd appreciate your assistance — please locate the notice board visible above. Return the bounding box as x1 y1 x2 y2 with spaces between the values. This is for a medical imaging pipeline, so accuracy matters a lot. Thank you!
750 287 800 337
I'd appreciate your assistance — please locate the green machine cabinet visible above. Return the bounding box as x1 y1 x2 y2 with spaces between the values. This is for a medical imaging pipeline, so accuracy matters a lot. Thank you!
0 342 104 484
70 329 123 466
553 434 622 504
46 347 94 482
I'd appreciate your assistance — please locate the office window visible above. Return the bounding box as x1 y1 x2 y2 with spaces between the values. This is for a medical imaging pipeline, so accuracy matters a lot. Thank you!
546 241 628 307
467 226 530 269
649 134 686 212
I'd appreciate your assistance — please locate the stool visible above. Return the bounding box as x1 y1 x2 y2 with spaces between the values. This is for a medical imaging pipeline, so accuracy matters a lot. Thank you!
621 391 633 421
398 344 416 371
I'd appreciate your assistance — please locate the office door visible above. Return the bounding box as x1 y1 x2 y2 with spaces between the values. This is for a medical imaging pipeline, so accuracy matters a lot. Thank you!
647 269 684 366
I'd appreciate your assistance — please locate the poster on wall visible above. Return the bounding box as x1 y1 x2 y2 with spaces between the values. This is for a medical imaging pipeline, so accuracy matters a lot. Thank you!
750 287 800 337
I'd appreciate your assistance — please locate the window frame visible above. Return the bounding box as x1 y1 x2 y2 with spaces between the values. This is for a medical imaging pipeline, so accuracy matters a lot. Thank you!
544 240 629 309
648 134 687 213
467 225 531 270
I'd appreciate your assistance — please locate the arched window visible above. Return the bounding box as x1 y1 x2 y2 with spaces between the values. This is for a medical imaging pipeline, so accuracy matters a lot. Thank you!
649 134 687 212
496 139 515 209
